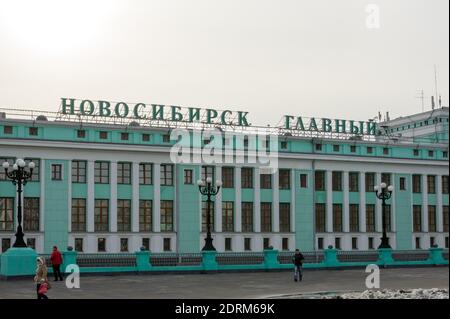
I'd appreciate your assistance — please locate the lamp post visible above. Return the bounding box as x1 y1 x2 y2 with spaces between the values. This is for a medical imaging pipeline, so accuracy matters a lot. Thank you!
197 177 222 251
2 158 35 248
374 182 393 249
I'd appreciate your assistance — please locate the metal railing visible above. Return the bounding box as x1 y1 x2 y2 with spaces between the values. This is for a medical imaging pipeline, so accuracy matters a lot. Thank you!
392 250 430 262
277 251 324 264
216 252 265 265
336 250 379 263
150 253 203 267
443 249 449 261
76 253 137 267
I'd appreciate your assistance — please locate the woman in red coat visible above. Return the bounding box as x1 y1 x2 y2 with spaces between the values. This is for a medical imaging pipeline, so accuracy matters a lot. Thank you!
50 246 64 281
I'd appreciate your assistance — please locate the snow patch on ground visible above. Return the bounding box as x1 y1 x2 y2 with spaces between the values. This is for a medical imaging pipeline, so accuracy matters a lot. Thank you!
326 288 448 299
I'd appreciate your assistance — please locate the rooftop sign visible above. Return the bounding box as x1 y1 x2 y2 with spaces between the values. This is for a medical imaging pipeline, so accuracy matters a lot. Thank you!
59 98 377 136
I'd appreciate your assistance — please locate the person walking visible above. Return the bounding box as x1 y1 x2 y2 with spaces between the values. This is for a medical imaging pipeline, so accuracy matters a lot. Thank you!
292 249 305 282
34 256 50 299
50 245 64 281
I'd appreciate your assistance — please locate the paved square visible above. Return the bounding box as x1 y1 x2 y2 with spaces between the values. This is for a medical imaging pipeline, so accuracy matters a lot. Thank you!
0 267 448 299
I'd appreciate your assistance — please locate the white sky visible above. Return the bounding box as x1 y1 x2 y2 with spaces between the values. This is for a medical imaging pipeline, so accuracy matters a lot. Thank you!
0 0 448 126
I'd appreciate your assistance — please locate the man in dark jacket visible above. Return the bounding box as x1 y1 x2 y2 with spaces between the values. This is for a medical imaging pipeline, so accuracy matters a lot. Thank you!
50 246 64 281
292 249 305 282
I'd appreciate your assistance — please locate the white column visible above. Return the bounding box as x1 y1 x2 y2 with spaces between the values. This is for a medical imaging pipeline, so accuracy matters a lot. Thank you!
110 161 117 232
67 160 72 233
422 175 429 232
87 161 95 232
290 169 296 232
375 172 382 232
437 175 443 232
215 166 223 232
273 170 280 233
343 171 350 233
39 159 45 232
153 163 161 232
235 166 242 232
132 162 139 232
359 172 367 233
254 167 261 233
326 171 333 232
391 174 396 232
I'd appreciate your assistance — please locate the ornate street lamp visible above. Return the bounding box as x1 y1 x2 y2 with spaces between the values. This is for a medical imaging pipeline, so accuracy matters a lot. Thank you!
374 182 394 249
197 177 222 251
2 158 35 248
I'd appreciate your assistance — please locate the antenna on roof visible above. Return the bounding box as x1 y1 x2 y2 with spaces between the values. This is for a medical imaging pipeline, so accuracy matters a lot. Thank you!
434 65 439 108
416 89 425 112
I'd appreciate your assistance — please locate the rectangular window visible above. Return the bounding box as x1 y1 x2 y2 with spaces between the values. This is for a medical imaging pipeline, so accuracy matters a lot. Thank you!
442 176 449 194
446 237 449 249
162 134 171 143
71 198 86 232
263 238 270 249
160 164 173 186
261 202 272 232
120 238 129 252
225 238 232 251
241 202 253 232
428 205 437 232
25 159 40 181
201 201 215 232
366 204 376 232
0 198 14 231
413 149 419 156
29 127 38 136
71 160 87 183
243 136 249 148
222 202 234 232
94 161 109 184
75 238 83 252
282 238 289 251
24 198 39 231
139 163 153 185
0 158 15 180
415 237 421 249
315 171 325 191
142 133 151 142
3 125 13 134
427 175 436 194
279 203 291 232
413 205 422 232
163 238 171 251
368 237 374 250
385 205 392 232
98 238 106 252
241 168 253 188
139 200 152 232
51 164 62 181
443 206 449 233
317 238 324 250
142 238 150 250
383 148 389 155
333 145 340 152
279 169 290 189
399 177 406 190
349 172 359 192
444 151 448 158
335 238 341 250
260 174 272 189
27 238 36 250
160 201 174 232
412 175 421 193
77 129 85 138
117 200 131 231
184 169 193 184
117 162 131 184
332 172 342 191
367 147 373 154
315 144 322 151
333 204 343 232
222 167 234 188
1 238 11 253
280 141 288 149
428 150 434 157
352 237 358 250
365 173 375 192
430 237 435 247
349 204 359 232
315 203 326 232
99 131 108 139
244 238 251 251
120 132 129 141
350 145 356 153
381 173 391 186
201 166 215 181
94 199 109 232
300 174 307 188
